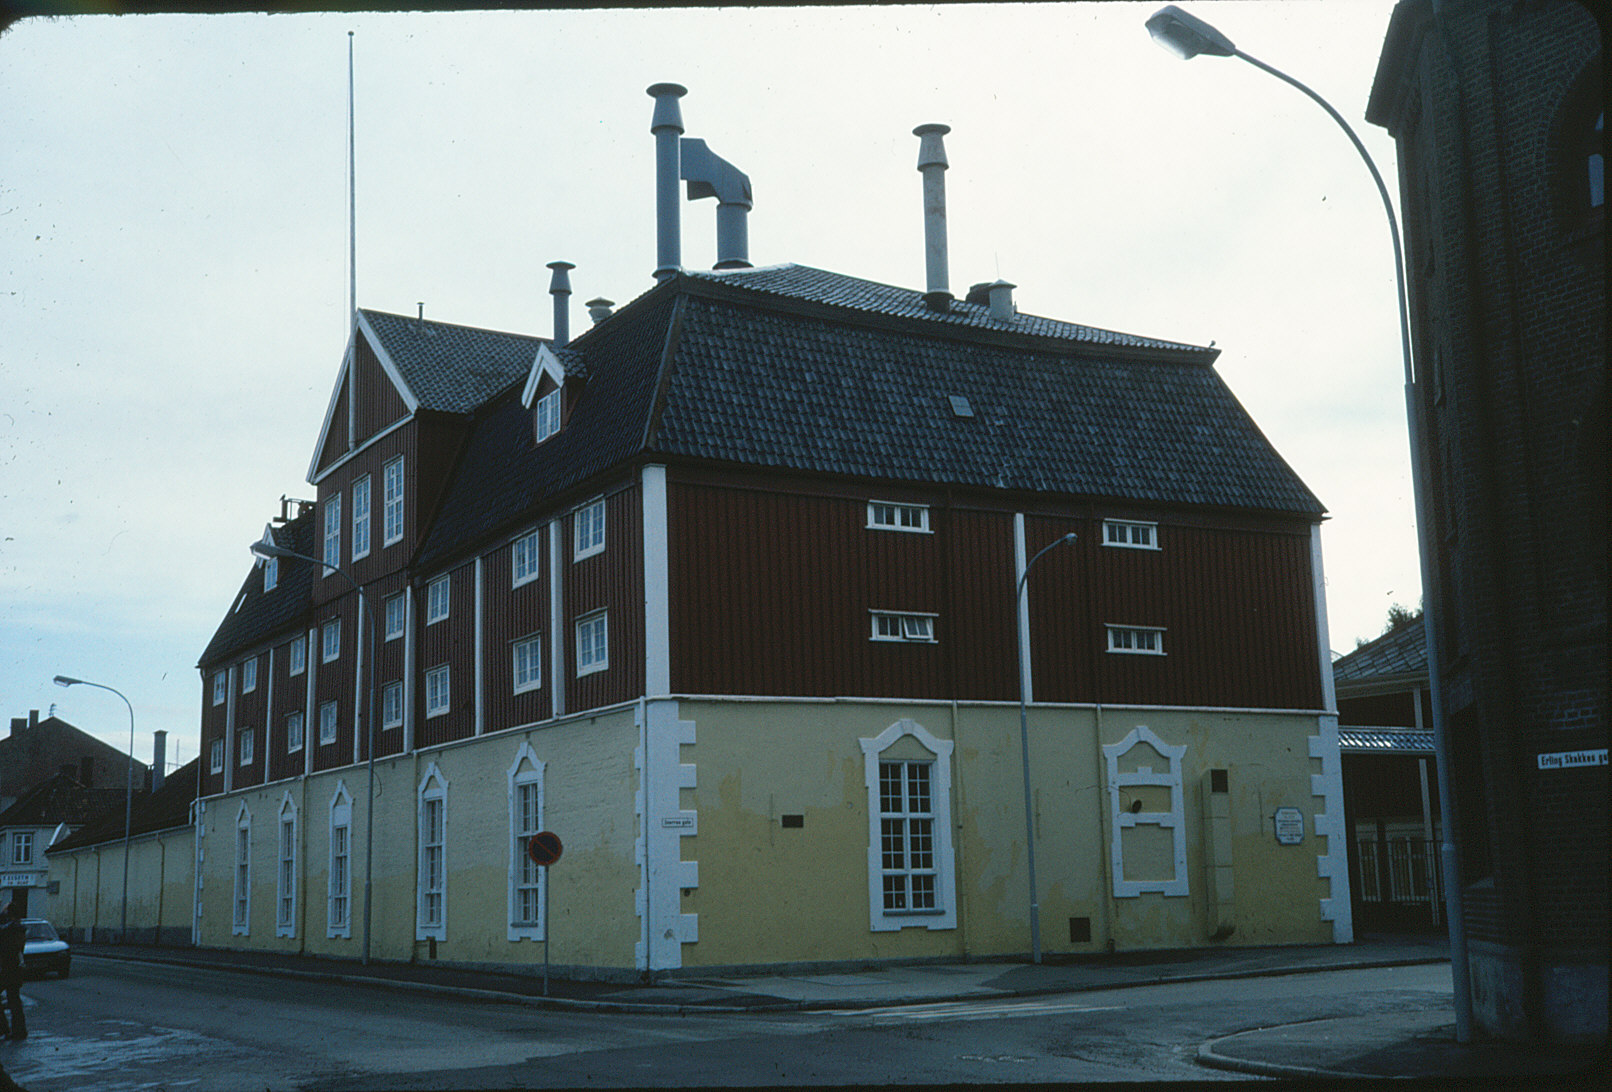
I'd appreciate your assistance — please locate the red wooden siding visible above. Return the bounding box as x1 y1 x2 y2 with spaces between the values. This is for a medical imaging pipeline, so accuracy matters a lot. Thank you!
268 630 310 783
416 562 477 748
353 335 409 441
200 671 228 797
310 595 358 773
482 531 553 731
565 485 644 712
230 651 268 788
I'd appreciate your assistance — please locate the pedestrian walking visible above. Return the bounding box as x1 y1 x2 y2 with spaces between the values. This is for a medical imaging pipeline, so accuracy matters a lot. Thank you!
0 904 25 1041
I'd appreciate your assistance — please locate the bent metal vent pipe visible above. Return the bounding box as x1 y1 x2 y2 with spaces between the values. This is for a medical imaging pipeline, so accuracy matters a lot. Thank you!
681 137 753 269
914 123 953 311
649 83 688 283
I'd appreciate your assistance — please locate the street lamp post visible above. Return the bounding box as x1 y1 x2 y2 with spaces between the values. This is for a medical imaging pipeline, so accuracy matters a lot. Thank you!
250 539 380 965
1144 4 1473 1042
52 675 136 942
1016 530 1078 965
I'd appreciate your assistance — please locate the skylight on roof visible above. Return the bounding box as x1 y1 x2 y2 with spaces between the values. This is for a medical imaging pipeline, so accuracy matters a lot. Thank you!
948 394 975 418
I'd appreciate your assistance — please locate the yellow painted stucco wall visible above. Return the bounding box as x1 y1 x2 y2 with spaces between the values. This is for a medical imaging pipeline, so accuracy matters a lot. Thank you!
43 828 196 944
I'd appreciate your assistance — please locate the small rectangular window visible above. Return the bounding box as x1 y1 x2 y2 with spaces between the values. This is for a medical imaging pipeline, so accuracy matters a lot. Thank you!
239 727 255 766
210 739 225 774
871 611 938 643
288 637 307 677
1106 625 1166 655
263 556 278 593
576 611 609 676
575 499 606 560
512 529 542 587
323 492 342 574
352 474 372 560
12 833 33 867
535 388 562 443
427 577 450 625
383 457 405 547
322 620 341 663
425 665 450 717
513 635 543 694
1103 520 1159 550
382 681 403 729
319 700 339 745
286 711 305 754
384 594 405 641
867 501 930 533
241 659 258 694
213 672 228 707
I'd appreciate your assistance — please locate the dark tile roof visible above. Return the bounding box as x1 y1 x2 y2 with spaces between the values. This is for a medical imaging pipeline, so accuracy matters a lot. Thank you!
1333 618 1427 686
1338 727 1436 754
0 772 126 829
48 758 200 852
197 512 317 667
360 310 543 414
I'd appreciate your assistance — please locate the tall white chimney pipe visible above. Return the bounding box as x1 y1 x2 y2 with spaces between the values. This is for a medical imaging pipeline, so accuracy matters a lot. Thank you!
914 123 953 312
648 83 688 283
547 261 575 347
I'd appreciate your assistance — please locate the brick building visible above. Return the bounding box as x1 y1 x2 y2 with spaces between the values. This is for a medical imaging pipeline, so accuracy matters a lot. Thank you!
1367 0 1606 1043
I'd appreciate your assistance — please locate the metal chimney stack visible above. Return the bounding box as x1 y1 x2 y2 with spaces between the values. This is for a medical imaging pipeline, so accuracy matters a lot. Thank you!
648 83 688 283
988 279 1016 322
681 137 753 270
547 261 575 347
152 729 167 792
914 123 953 312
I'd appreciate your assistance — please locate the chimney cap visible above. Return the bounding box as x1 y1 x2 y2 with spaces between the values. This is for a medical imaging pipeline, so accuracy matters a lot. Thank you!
914 123 951 170
647 83 688 133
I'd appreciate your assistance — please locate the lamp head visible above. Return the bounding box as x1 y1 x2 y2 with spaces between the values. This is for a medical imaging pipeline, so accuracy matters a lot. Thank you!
53 675 81 688
1146 5 1237 60
250 539 293 562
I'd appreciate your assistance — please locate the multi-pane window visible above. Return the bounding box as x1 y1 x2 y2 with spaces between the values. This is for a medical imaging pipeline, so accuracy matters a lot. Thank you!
288 636 307 677
11 833 32 868
239 727 255 766
574 499 605 560
383 457 405 546
513 635 542 694
513 778 542 928
425 665 450 718
576 611 608 676
319 700 339 745
323 492 342 574
329 796 351 935
286 711 305 754
512 529 542 587
382 681 403 729
871 611 937 642
263 556 278 592
210 739 225 774
878 761 938 913
322 619 341 663
277 806 297 935
427 577 450 624
534 388 561 443
419 775 447 934
384 593 405 641
241 659 258 694
1107 625 1165 655
233 810 251 934
1103 520 1158 550
867 501 930 533
212 672 228 706
351 474 372 560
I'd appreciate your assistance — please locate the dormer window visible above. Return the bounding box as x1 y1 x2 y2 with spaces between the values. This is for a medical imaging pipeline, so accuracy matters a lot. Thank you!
535 387 562 444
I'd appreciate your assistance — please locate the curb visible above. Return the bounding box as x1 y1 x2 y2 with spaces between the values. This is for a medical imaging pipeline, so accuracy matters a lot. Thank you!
1195 1019 1380 1082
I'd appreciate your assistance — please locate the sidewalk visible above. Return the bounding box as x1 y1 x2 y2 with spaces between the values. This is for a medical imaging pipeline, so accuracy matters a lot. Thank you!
76 932 1605 1081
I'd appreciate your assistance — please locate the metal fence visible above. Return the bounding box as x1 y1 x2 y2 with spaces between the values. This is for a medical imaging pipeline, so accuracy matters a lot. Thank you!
1357 835 1442 925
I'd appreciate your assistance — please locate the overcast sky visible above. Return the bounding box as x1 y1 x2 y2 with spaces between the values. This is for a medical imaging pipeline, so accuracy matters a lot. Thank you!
2 1 1414 770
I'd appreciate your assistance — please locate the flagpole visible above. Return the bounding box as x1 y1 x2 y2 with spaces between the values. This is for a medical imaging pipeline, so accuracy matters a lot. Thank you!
348 30 357 330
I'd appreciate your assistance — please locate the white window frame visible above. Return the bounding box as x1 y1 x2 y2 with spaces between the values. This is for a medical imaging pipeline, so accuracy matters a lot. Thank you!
276 796 298 938
384 593 405 642
512 634 543 694
870 610 938 643
322 492 342 575
867 501 930 533
426 576 450 625
1106 625 1166 655
328 783 352 938
322 619 341 663
238 726 255 767
508 744 546 941
382 456 405 547
425 664 450 718
288 636 307 677
263 555 278 592
212 671 228 706
319 700 338 746
512 529 542 587
417 765 449 940
381 681 403 729
1102 519 1159 550
575 610 608 676
286 710 305 754
210 739 225 775
859 719 958 932
1103 725 1189 897
351 474 372 560
574 498 605 560
534 387 561 444
232 804 252 936
12 832 32 868
241 658 257 694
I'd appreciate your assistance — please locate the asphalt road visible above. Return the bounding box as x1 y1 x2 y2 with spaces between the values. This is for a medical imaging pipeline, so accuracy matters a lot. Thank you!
0 956 1455 1089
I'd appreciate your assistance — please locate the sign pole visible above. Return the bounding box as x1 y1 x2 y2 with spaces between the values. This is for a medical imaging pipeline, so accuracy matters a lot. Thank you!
543 863 550 997
527 830 563 998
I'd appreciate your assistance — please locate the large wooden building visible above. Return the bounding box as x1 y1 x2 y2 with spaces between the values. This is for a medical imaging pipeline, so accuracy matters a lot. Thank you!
179 92 1350 977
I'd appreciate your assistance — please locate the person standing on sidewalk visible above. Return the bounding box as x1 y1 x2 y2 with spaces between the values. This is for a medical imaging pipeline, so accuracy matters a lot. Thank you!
0 904 25 1041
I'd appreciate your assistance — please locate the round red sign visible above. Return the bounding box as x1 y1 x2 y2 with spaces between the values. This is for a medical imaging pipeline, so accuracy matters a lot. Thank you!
527 830 563 867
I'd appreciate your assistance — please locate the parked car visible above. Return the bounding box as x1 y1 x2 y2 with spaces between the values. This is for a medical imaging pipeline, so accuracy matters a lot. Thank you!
20 919 70 978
